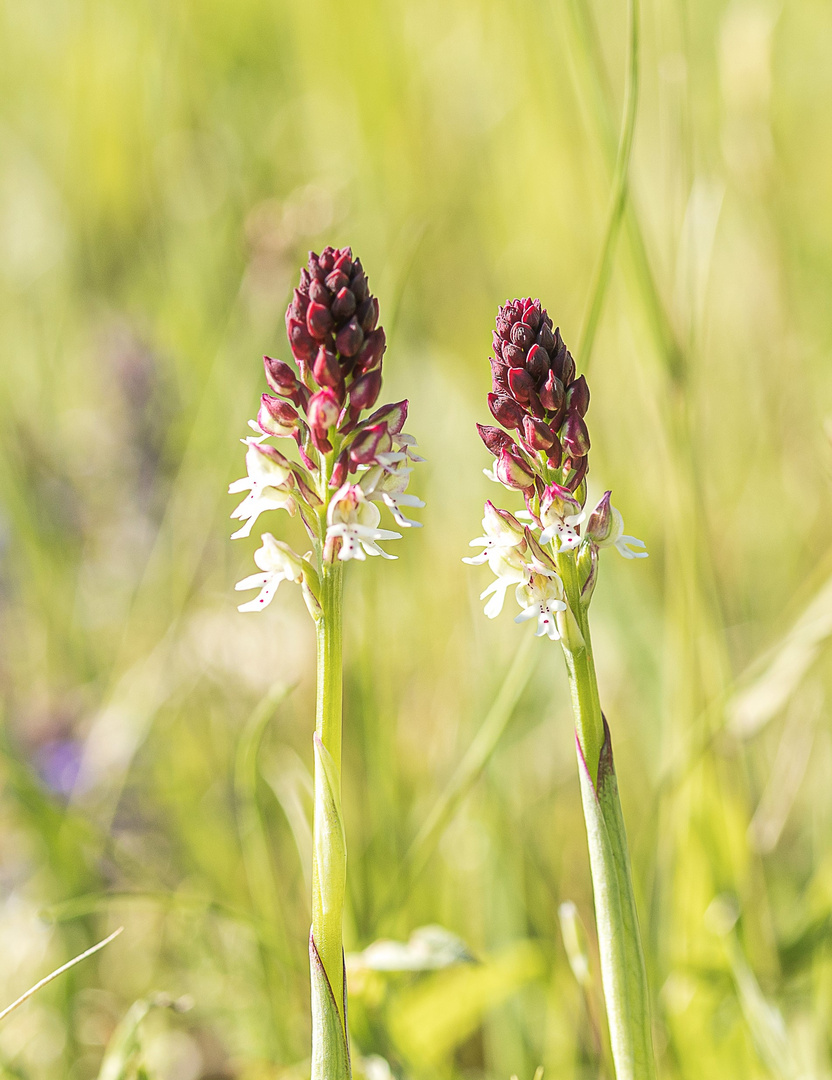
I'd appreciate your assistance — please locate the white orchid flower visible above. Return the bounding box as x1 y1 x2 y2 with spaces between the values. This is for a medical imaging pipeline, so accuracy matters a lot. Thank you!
326 483 402 561
235 533 305 612
514 572 568 640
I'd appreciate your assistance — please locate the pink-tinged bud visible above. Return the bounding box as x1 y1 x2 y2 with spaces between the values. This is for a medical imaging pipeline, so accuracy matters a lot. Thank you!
306 302 333 340
349 422 391 465
367 398 407 434
349 368 382 412
286 318 316 363
355 327 386 372
560 411 591 457
495 447 535 490
307 388 340 447
540 482 582 522
526 343 550 380
488 392 524 430
357 296 379 333
329 451 349 489
252 440 294 473
334 250 353 275
294 428 318 471
586 491 613 543
312 346 343 390
476 423 514 457
566 375 590 416
331 286 357 321
508 366 534 403
264 355 299 397
335 317 364 358
258 394 299 436
547 436 563 469
538 371 564 412
524 526 558 574
523 415 555 452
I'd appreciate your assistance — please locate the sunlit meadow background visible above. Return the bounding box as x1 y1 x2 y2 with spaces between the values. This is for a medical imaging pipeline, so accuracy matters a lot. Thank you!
1 0 832 1076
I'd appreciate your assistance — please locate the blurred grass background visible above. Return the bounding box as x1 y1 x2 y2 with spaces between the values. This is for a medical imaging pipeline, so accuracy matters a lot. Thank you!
1 0 832 1076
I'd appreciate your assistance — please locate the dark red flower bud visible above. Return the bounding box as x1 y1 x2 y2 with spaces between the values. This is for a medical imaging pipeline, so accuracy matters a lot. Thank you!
560 411 591 457
496 447 535 490
502 343 526 368
355 327 386 372
335 318 364 358
561 352 576 385
286 318 316 363
349 368 382 412
510 322 534 350
367 398 407 434
264 355 299 396
523 415 555 452
477 423 514 457
357 296 379 333
547 437 563 468
325 270 350 294
539 371 564 413
490 359 509 395
488 392 524 430
331 286 357 321
566 374 590 416
350 267 369 303
536 322 555 353
292 468 322 507
309 280 330 305
306 302 333 340
311 346 343 391
526 343 550 380
507 366 534 403
308 388 340 447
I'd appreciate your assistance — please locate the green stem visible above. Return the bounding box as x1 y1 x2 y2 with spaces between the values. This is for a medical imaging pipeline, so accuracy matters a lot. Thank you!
559 552 656 1080
310 559 351 1079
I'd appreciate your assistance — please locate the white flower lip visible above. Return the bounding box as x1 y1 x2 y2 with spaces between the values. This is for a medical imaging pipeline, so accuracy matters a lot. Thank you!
235 533 305 612
326 482 403 561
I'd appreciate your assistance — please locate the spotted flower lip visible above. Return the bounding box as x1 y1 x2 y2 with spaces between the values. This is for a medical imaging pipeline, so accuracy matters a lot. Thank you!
514 572 567 640
325 482 402 561
229 439 298 539
359 462 425 529
235 533 305 612
463 501 526 566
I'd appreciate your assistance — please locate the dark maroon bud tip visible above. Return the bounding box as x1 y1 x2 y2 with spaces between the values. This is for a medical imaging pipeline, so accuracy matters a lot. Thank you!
309 280 330 306
336 318 364 358
566 374 590 416
329 452 349 490
538 371 564 413
502 343 526 368
536 323 555 352
547 436 563 468
325 270 350 294
561 352 576 386
331 286 357 321
526 343 550 381
560 412 591 457
476 423 514 457
507 366 534 404
260 394 299 425
349 368 382 412
510 322 534 349
488 392 525 431
312 346 343 390
356 327 386 372
306 302 333 340
350 270 369 304
357 296 379 333
286 319 316 363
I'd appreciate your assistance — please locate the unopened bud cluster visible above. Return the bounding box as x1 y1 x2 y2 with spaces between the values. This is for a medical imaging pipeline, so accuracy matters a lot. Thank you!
231 246 423 613
467 299 645 639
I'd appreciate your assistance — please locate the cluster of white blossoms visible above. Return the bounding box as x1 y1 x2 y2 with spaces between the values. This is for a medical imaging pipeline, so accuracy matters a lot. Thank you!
465 490 646 641
230 408 424 613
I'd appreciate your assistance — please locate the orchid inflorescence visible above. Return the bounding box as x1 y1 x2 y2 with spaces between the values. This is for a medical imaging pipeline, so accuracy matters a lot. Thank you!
466 298 646 640
230 245 423 612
